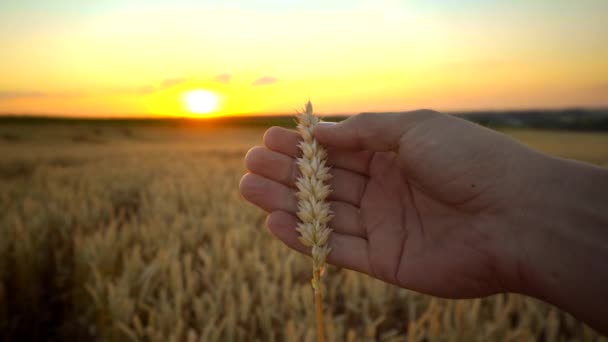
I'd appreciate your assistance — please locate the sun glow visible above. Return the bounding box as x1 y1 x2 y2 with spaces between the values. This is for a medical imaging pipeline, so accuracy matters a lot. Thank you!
183 90 220 115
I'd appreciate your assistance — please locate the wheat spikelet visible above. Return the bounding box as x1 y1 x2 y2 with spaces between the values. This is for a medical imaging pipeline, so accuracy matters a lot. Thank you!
295 100 333 342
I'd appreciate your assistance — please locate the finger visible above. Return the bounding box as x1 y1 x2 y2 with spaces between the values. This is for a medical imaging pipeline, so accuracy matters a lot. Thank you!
314 110 439 151
263 126 300 157
245 146 368 206
263 126 372 175
245 146 298 189
266 210 371 274
240 173 366 238
239 173 297 213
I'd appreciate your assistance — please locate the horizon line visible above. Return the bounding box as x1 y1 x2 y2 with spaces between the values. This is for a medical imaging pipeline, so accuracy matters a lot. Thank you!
1 106 607 120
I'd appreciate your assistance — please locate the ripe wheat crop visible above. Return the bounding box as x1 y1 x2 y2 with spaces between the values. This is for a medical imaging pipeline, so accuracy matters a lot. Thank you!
0 122 606 341
295 101 333 341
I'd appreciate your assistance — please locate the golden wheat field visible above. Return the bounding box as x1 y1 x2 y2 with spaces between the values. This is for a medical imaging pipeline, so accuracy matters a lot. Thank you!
0 121 607 341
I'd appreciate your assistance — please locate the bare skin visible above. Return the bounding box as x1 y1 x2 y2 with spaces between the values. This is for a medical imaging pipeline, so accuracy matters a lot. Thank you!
239 110 608 334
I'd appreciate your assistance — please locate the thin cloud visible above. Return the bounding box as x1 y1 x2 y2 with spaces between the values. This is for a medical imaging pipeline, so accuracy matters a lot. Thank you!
252 76 278 86
0 91 48 100
0 91 85 100
133 85 157 94
212 73 232 84
115 78 185 94
160 78 188 89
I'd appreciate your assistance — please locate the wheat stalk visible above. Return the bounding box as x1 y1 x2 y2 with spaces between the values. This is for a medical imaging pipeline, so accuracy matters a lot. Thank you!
295 100 333 342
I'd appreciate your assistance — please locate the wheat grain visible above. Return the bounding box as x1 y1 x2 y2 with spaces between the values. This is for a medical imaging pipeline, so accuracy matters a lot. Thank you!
295 101 333 342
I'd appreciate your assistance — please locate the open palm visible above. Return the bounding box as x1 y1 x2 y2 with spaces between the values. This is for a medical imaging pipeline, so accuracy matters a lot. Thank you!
241 111 528 298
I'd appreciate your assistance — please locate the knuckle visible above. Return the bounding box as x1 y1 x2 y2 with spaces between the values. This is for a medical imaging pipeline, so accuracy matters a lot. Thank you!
262 126 281 146
244 146 264 170
354 112 375 124
238 173 256 195
407 109 441 123
351 113 378 139
413 109 439 115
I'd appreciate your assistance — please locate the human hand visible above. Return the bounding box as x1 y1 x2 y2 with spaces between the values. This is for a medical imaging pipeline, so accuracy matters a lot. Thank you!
240 110 540 298
241 110 608 334
241 111 528 298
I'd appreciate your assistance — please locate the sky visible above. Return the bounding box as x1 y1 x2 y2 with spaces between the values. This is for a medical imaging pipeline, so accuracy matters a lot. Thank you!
0 0 607 117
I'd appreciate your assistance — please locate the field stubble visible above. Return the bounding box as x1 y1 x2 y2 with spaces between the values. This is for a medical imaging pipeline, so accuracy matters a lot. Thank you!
0 123 607 341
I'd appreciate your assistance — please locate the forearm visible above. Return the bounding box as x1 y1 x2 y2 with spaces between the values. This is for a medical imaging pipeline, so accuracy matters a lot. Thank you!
511 153 608 334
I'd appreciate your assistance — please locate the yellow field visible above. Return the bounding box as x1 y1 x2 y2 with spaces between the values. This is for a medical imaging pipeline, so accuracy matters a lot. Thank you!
0 123 607 341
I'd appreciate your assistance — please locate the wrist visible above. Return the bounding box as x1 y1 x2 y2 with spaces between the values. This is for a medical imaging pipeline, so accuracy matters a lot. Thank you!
503 151 608 332
516 155 608 288
488 148 554 294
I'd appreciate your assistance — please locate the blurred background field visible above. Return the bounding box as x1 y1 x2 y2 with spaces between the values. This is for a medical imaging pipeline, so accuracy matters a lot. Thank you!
1 115 607 341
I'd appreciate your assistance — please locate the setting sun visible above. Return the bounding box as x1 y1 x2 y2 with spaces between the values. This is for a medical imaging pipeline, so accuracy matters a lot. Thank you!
183 90 220 115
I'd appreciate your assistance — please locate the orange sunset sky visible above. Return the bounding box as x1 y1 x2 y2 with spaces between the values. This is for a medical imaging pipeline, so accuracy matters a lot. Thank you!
0 1 607 117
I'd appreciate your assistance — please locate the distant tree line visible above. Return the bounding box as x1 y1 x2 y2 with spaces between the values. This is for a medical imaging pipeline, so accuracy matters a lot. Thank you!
1 108 607 131
456 108 608 131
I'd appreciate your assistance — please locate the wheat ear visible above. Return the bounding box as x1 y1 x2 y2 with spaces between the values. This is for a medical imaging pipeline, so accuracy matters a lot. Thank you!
295 101 333 342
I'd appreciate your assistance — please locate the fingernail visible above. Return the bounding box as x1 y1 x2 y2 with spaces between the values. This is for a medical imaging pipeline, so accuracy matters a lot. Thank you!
317 121 336 129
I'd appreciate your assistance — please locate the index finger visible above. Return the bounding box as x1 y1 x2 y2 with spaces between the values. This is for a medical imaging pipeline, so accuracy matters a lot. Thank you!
263 126 372 176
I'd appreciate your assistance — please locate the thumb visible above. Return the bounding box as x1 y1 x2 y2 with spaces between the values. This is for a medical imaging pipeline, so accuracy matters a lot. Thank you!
314 110 438 151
